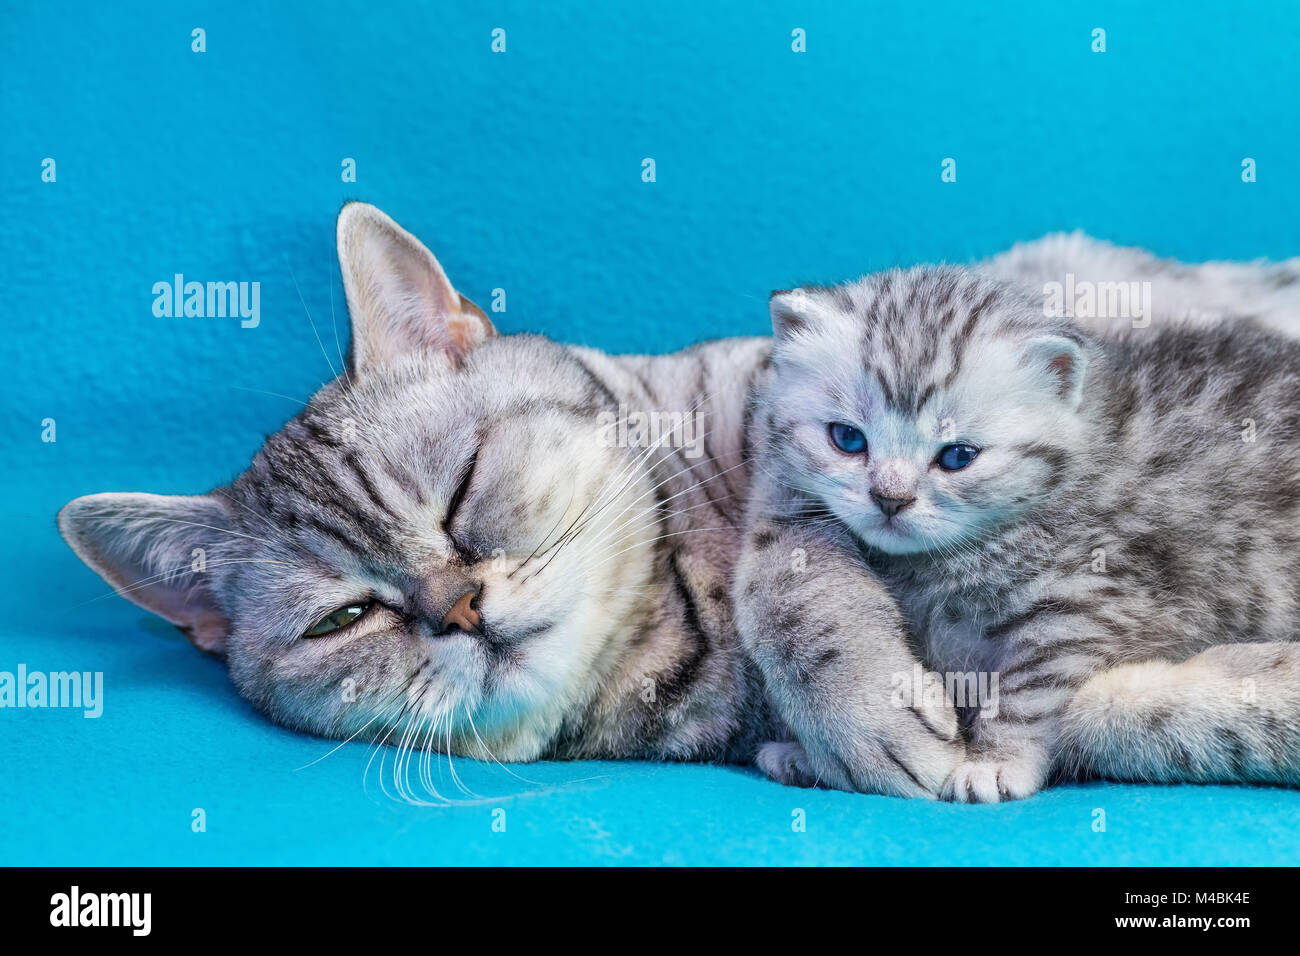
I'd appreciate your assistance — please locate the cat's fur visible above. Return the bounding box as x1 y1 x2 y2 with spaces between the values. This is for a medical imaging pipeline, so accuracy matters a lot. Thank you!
738 254 1300 802
60 210 1300 802
59 203 778 767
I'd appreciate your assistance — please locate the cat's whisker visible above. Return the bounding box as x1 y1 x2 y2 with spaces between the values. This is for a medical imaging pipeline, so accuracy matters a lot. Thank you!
525 420 693 569
463 703 543 786
521 391 717 567
443 711 478 799
210 487 291 544
325 247 352 389
228 384 313 408
65 511 276 547
523 432 742 585
293 683 412 771
289 264 340 382
578 452 747 559
581 526 732 578
69 558 294 610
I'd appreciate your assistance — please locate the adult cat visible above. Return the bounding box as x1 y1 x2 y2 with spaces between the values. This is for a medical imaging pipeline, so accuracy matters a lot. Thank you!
60 203 791 766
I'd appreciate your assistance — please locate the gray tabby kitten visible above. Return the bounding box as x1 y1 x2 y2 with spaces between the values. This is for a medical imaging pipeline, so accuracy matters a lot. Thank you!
738 259 1300 802
59 203 779 769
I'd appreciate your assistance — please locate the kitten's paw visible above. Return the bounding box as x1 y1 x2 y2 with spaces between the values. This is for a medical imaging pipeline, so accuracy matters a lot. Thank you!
756 741 822 788
941 755 1046 804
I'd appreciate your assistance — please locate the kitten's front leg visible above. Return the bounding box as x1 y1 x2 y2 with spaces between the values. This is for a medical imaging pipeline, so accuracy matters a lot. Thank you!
943 615 1091 803
734 510 966 799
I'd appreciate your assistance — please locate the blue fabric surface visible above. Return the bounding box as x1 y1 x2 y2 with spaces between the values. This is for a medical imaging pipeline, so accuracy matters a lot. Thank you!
3 1 1299 865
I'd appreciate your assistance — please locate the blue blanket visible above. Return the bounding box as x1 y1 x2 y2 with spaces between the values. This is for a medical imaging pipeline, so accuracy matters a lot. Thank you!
3 0 1298 865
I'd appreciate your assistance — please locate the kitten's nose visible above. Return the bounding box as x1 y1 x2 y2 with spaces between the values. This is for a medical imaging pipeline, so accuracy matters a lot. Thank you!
870 491 916 518
439 589 481 635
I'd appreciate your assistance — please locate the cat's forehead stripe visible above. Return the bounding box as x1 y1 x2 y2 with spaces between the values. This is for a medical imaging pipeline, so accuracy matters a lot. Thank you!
826 269 1028 414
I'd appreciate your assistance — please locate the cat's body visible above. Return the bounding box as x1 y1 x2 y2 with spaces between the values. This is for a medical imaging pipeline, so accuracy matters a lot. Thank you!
58 206 1300 802
738 261 1300 801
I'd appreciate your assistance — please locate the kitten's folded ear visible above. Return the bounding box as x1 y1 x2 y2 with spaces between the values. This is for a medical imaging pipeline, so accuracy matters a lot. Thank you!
336 202 495 375
1024 333 1089 409
769 289 812 340
58 493 232 655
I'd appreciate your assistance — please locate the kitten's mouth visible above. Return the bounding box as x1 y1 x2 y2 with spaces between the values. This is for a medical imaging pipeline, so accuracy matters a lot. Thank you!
859 515 926 555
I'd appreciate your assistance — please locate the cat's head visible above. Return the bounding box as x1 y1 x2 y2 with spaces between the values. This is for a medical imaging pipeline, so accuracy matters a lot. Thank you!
764 267 1093 556
59 203 657 759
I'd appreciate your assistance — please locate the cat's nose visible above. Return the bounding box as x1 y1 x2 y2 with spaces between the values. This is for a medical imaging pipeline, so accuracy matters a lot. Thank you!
870 490 916 518
438 588 481 635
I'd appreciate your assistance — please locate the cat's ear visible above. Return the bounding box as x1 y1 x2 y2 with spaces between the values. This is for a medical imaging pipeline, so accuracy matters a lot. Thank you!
58 493 232 655
1023 334 1088 409
769 289 814 340
336 202 495 375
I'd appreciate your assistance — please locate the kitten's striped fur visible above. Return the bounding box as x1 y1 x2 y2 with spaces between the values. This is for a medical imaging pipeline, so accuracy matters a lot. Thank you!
740 253 1300 801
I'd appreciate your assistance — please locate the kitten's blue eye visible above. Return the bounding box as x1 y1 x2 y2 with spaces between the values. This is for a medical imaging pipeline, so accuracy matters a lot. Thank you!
937 443 980 471
828 422 867 454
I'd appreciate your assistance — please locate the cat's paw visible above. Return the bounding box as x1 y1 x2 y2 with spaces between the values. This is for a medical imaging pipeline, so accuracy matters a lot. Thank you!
755 741 822 788
941 755 1046 803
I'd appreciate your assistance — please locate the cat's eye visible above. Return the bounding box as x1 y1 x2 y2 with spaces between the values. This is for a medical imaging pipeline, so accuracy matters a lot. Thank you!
828 422 867 454
936 443 980 471
303 603 370 637
443 452 478 533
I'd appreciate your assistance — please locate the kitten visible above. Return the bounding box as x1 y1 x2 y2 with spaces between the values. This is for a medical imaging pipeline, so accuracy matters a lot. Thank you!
59 203 779 771
738 262 1300 802
983 231 1300 339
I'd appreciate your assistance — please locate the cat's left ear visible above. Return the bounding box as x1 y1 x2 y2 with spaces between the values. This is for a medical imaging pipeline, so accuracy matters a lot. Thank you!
1023 334 1088 409
337 202 495 375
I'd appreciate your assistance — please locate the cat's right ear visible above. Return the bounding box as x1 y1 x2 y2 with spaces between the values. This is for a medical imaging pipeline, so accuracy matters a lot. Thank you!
336 202 495 375
58 493 232 655
769 289 815 340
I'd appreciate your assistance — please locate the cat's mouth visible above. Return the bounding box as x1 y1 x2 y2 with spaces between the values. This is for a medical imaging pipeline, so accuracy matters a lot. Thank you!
476 619 556 689
480 618 554 650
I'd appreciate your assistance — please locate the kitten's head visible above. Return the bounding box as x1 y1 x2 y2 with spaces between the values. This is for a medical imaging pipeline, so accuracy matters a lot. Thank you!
764 267 1093 556
59 204 657 759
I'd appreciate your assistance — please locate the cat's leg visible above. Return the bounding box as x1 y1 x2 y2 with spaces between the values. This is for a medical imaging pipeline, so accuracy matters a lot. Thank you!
942 613 1105 803
734 513 965 799
1059 642 1300 785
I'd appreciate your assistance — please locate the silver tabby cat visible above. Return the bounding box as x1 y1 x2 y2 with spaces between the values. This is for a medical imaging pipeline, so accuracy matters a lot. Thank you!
738 247 1300 802
60 203 778 767
59 204 1300 801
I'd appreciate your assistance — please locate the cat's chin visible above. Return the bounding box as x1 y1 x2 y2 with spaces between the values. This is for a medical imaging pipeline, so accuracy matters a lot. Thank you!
851 515 954 557
852 519 919 555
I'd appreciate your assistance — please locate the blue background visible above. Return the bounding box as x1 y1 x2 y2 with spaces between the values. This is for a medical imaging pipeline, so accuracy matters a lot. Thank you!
3 1 1298 865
